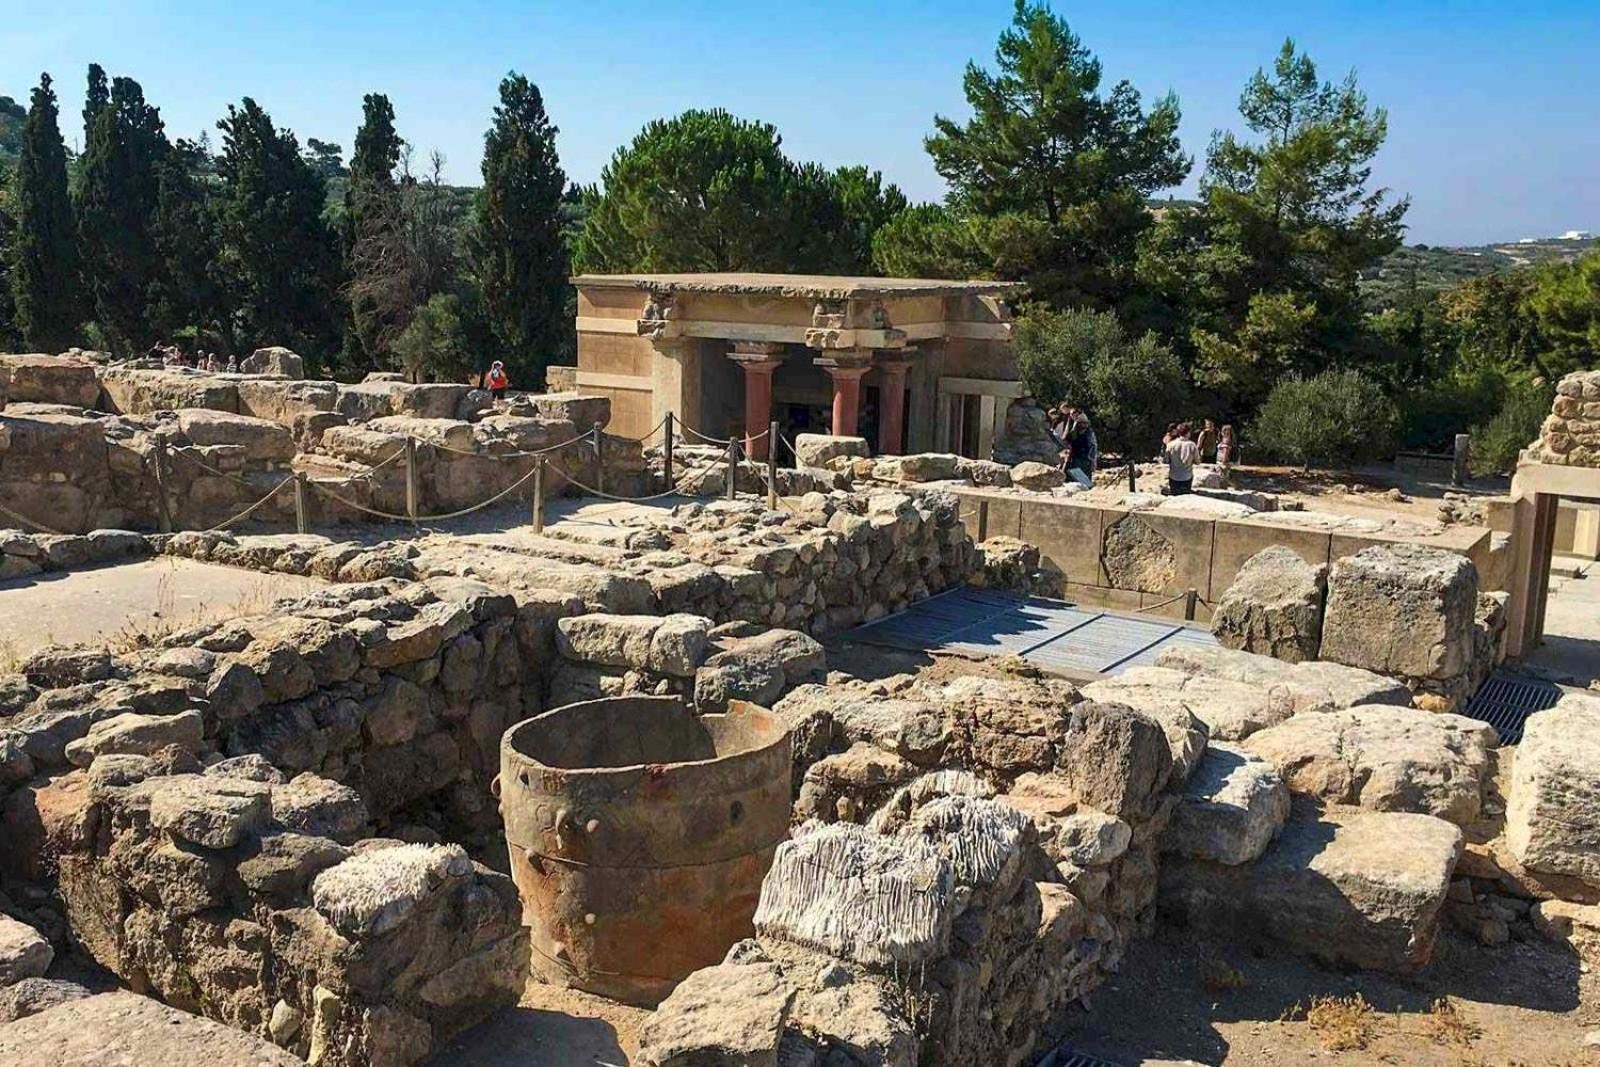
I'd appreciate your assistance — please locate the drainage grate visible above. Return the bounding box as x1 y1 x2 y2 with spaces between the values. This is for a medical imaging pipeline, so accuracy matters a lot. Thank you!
1462 672 1565 744
1046 1051 1124 1067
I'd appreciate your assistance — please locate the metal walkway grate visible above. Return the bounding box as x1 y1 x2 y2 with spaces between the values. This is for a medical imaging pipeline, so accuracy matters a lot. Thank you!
1043 1051 1125 1067
1462 672 1566 744
851 586 1215 676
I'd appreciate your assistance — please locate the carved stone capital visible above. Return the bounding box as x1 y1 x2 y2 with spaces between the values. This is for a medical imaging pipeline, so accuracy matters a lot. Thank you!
637 290 681 339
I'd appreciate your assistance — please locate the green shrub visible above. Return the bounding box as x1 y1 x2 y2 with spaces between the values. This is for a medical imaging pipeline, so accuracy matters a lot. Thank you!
1251 369 1399 469
1469 379 1555 476
1397 365 1506 450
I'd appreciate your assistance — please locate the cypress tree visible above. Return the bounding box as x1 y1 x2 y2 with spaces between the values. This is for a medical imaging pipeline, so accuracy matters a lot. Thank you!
78 73 169 350
215 98 341 363
8 73 83 351
83 63 108 143
469 72 569 382
344 92 404 368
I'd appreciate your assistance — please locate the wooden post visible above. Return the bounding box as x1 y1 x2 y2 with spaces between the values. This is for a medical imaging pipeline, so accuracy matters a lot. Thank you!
151 437 174 534
1452 434 1470 486
663 411 675 492
1183 587 1198 622
1127 459 1136 493
725 438 738 501
531 457 545 535
767 419 780 511
293 472 308 534
404 437 419 525
592 421 604 496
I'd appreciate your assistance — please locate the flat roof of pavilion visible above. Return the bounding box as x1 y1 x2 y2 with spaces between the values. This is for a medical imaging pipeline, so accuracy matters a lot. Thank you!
569 272 1024 300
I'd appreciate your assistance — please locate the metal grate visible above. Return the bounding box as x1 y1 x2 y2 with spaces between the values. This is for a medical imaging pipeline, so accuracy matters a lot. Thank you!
850 586 1215 676
1462 672 1565 744
1045 1051 1125 1067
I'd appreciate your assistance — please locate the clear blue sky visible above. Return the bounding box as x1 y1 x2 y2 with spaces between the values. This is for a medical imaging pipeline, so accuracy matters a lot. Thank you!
6 0 1597 246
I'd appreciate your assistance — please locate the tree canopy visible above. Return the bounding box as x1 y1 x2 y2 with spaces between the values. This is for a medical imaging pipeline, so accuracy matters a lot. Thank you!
8 73 82 351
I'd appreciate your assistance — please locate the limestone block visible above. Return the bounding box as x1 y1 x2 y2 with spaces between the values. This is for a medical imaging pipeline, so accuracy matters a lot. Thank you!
876 453 960 483
637 962 794 1067
21 645 112 688
234 379 338 427
1086 665 1287 744
1078 671 1209 780
311 842 475 938
556 613 712 677
1506 693 1600 885
1530 899 1600 963
1160 805 1462 973
0 991 303 1065
0 354 101 408
319 424 408 466
1211 544 1326 662
366 415 475 453
753 822 956 967
174 409 296 463
0 915 53 987
512 391 611 430
1320 543 1478 683
1010 460 1065 490
271 773 369 843
99 367 238 414
1155 643 1413 714
0 977 90 1023
1245 706 1497 825
64 709 204 767
1163 743 1289 865
147 774 273 849
794 433 870 470
241 346 305 378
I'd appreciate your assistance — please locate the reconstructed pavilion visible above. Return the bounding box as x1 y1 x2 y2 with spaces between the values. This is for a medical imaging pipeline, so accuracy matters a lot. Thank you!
569 273 1025 458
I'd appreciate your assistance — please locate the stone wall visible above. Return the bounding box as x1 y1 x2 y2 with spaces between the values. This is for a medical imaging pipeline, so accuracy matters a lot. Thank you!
1527 369 1600 467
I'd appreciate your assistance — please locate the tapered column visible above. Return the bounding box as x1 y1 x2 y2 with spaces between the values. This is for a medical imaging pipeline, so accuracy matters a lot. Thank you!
875 353 914 456
728 341 785 461
815 351 872 438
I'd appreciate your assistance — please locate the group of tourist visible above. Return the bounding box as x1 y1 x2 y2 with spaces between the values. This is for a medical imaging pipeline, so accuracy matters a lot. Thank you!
1162 420 1235 494
1046 403 1237 496
1046 404 1099 488
150 343 237 373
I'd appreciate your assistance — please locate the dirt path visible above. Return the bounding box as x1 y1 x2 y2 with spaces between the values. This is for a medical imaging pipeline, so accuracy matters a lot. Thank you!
432 980 645 1066
0 557 323 666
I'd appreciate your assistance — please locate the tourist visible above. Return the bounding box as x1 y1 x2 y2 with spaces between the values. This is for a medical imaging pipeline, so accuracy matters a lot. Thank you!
1196 419 1217 462
226 354 239 373
1217 424 1236 483
486 360 510 399
1164 422 1198 495
1061 406 1098 488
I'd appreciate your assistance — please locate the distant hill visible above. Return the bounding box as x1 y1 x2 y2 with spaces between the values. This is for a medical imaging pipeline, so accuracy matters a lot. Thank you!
1363 233 1597 306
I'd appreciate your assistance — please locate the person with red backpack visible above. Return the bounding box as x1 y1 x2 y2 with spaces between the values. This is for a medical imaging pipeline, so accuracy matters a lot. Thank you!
486 360 509 399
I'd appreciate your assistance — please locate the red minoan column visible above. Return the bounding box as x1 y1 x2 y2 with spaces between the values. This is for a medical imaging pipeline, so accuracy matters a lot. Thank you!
816 354 872 437
728 341 785 460
874 352 914 456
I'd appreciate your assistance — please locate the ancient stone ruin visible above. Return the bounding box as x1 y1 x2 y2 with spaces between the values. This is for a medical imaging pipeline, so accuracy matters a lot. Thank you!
1 348 1596 1065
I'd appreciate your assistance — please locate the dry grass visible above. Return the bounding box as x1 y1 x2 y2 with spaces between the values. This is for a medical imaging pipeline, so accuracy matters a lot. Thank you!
105 570 281 654
1427 996 1481 1048
0 637 22 675
1283 993 1381 1052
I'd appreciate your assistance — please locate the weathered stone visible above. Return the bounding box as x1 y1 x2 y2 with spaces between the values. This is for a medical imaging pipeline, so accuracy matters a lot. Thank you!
1529 899 1600 963
0 978 91 1023
1010 460 1065 490
1211 545 1326 662
793 433 870 470
1155 642 1413 714
637 962 794 1067
1244 706 1497 825
0 991 303 1065
311 842 474 938
271 773 369 843
1164 743 1289 865
1320 543 1478 683
241 346 305 378
1160 805 1462 973
20 645 112 688
1506 693 1600 885
1101 514 1177 592
0 915 53 987
173 409 296 463
147 774 273 849
364 675 429 747
64 709 204 767
0 354 101 407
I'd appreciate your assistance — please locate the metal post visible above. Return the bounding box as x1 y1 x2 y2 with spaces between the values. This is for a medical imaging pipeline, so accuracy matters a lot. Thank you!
1127 459 1136 493
404 437 419 525
767 419 780 510
725 438 738 501
151 437 174 534
293 472 308 534
1452 433 1470 487
592 421 604 496
1183 587 1197 622
531 457 545 535
663 411 675 492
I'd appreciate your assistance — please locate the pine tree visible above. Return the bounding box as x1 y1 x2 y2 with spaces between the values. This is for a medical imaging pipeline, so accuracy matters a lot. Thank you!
8 73 83 351
469 72 569 382
77 72 169 351
215 98 341 363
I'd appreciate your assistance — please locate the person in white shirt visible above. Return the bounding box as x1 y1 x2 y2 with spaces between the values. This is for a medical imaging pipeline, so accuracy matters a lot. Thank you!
1164 422 1198 495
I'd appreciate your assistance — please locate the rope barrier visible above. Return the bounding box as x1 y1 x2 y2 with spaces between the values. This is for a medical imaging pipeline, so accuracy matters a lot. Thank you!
0 500 64 536
677 422 771 447
309 458 547 523
170 446 280 492
206 476 295 532
543 462 690 505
